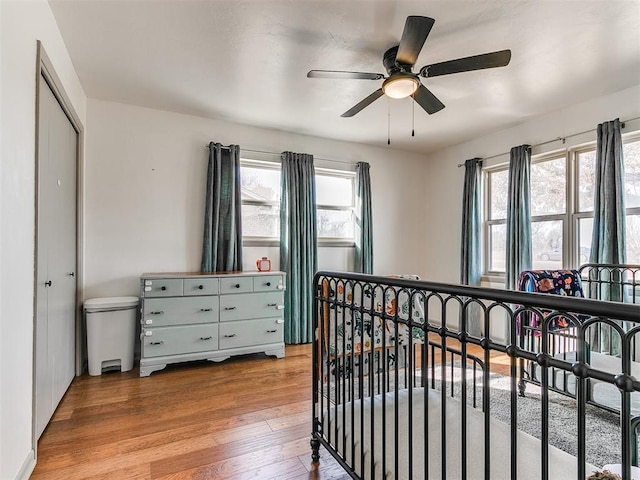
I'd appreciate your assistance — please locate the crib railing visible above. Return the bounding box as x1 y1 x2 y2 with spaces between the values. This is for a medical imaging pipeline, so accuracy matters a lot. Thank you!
579 263 640 305
520 264 640 414
311 271 640 480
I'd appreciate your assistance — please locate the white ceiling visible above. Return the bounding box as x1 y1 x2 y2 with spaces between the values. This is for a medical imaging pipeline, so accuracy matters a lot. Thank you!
48 0 640 154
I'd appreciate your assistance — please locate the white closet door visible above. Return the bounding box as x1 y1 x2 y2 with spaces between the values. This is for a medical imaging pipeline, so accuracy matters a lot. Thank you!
35 76 77 439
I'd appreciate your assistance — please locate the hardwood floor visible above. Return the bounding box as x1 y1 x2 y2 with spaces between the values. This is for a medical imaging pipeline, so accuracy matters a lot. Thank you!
31 345 349 480
32 341 509 480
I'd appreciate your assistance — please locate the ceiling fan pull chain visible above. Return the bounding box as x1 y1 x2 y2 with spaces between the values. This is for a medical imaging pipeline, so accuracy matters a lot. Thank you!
387 98 391 145
412 93 415 137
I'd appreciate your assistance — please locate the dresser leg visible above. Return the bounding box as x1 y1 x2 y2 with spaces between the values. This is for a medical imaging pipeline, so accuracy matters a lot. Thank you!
264 347 285 359
207 356 230 363
139 363 167 377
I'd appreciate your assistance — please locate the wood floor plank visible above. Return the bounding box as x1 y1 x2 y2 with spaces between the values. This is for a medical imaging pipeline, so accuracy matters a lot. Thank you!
149 423 310 477
32 343 503 479
153 437 311 480
218 457 309 480
267 411 309 431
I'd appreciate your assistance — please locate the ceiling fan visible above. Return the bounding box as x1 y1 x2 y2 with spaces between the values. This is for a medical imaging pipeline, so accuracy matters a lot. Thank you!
307 16 512 118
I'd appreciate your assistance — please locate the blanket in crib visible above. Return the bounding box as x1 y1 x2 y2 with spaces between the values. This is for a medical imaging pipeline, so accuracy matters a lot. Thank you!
517 269 584 331
321 276 426 359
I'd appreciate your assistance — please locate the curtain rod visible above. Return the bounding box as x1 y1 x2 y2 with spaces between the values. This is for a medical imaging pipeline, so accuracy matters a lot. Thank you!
456 117 639 167
205 144 355 167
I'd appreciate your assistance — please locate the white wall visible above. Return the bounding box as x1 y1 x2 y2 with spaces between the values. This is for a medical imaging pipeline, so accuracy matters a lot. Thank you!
0 1 86 479
424 84 640 285
83 99 429 299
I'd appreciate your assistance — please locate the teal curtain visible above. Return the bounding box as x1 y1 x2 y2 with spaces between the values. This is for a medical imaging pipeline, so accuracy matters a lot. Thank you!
355 162 373 274
201 143 243 272
590 118 626 269
505 145 532 290
589 118 626 354
280 152 318 344
460 158 483 336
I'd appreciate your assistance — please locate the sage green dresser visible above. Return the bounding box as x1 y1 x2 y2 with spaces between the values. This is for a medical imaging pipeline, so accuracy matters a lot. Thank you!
139 271 285 377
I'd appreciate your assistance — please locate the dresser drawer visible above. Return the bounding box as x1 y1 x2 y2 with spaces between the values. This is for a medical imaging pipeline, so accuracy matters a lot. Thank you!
219 292 284 321
143 324 218 357
219 318 284 349
253 275 285 292
143 278 183 297
184 278 219 296
143 296 219 327
219 276 253 294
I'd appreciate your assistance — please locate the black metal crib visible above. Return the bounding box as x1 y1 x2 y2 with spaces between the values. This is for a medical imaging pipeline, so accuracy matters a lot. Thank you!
311 271 640 480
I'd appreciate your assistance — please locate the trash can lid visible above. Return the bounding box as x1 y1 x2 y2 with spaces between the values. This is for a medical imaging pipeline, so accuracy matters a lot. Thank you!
84 296 139 312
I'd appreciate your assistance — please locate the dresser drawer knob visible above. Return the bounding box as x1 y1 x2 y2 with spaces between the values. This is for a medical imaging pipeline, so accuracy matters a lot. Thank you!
224 334 236 338
161 286 167 291
200 336 213 341
198 285 204 290
149 341 164 346
150 311 164 315
234 283 240 288
200 308 213 312
267 329 277 333
224 307 237 311
266 282 271 286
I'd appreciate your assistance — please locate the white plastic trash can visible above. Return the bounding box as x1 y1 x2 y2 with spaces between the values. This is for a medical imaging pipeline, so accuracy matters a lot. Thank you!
85 296 139 376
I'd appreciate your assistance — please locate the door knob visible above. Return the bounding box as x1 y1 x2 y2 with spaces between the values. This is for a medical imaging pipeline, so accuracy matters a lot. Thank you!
67 272 75 277
44 280 52 287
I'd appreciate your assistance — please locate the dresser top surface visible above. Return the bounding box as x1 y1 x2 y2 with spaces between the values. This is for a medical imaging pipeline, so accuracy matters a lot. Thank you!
141 271 285 280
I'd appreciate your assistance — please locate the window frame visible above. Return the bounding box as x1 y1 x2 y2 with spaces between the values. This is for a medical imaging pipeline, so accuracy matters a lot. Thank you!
240 158 282 246
483 164 508 277
239 158 356 247
314 166 357 246
482 130 640 280
483 152 571 277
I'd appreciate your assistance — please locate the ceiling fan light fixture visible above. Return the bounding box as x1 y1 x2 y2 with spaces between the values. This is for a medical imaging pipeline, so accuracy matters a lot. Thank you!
382 74 419 99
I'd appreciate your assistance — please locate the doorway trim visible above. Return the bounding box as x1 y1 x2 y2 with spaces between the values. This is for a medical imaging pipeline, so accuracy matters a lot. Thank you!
33 40 85 462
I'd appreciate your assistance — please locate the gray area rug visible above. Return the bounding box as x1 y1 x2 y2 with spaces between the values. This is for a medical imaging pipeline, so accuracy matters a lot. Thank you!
431 365 622 468
484 375 621 468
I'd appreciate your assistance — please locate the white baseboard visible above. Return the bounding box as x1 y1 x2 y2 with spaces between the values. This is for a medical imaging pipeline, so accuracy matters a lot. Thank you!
14 449 35 480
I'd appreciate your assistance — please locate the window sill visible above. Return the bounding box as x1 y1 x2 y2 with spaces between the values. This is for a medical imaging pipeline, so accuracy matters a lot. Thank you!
318 239 355 248
481 273 506 287
243 238 355 248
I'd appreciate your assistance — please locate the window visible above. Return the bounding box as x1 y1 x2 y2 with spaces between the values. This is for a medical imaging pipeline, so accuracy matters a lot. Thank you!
485 168 508 273
240 160 356 242
315 170 356 239
484 133 640 276
576 138 640 263
530 155 568 271
241 161 281 238
485 155 568 274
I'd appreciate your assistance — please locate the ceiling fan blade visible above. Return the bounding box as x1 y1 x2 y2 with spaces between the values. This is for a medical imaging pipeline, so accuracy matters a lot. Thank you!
307 70 385 80
420 49 512 78
413 84 445 114
341 89 385 117
396 16 435 66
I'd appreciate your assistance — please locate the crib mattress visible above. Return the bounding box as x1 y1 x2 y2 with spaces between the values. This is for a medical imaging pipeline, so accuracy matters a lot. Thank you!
323 388 598 480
